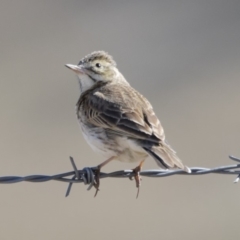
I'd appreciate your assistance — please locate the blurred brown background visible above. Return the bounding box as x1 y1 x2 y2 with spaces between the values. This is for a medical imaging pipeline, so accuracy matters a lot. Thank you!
0 0 240 239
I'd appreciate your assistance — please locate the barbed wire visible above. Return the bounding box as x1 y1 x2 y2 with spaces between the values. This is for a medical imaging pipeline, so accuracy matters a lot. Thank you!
0 155 240 197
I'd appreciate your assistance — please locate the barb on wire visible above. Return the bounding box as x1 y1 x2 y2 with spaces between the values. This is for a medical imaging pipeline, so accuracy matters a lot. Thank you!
0 155 240 197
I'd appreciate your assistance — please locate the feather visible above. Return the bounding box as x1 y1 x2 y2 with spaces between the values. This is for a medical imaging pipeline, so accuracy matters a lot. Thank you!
77 81 163 144
143 143 191 173
77 80 190 172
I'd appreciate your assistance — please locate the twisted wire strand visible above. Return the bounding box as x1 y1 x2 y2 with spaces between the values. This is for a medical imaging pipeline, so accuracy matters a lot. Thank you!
0 155 239 197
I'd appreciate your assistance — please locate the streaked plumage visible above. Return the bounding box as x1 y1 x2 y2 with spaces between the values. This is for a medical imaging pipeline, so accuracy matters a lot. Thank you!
65 51 190 196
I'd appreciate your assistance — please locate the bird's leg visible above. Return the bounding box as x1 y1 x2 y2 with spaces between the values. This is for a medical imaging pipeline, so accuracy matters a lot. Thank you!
131 160 145 198
93 156 115 197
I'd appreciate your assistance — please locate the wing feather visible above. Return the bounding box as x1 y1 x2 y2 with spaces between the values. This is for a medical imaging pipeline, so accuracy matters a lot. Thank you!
77 82 165 144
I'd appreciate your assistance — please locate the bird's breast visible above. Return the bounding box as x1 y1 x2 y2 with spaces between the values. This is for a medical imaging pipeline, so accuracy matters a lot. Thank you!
79 121 148 162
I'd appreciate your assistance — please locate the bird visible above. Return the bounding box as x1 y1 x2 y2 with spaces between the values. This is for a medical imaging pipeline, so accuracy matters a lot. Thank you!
65 51 191 197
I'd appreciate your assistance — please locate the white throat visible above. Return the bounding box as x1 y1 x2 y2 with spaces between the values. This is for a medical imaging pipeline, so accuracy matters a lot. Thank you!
77 73 95 94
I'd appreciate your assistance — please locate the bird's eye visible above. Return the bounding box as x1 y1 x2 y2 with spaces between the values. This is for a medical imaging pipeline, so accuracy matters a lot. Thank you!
95 63 101 68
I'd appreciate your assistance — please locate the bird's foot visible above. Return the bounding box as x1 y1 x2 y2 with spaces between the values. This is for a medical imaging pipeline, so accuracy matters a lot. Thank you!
92 166 101 197
91 157 116 197
130 161 144 198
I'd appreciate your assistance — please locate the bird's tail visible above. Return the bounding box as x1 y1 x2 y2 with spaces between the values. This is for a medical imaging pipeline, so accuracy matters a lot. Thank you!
143 143 191 173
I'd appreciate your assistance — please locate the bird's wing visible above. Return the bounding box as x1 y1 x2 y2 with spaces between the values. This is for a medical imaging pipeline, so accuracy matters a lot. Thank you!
77 82 165 144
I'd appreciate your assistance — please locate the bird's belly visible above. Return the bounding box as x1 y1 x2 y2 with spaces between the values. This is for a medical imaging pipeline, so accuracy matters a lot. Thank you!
115 137 148 163
80 124 147 162
81 125 115 158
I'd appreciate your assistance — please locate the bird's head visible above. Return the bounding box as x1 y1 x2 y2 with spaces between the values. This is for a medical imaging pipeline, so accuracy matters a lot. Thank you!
65 51 124 93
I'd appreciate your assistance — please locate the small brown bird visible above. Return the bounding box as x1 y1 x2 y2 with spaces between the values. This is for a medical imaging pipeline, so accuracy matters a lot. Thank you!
65 51 190 197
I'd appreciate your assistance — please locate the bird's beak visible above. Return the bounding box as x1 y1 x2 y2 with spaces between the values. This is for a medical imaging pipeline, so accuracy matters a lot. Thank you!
65 64 85 74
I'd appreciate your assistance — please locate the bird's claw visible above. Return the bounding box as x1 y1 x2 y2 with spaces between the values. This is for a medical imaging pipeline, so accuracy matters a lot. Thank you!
92 166 101 197
131 164 143 198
